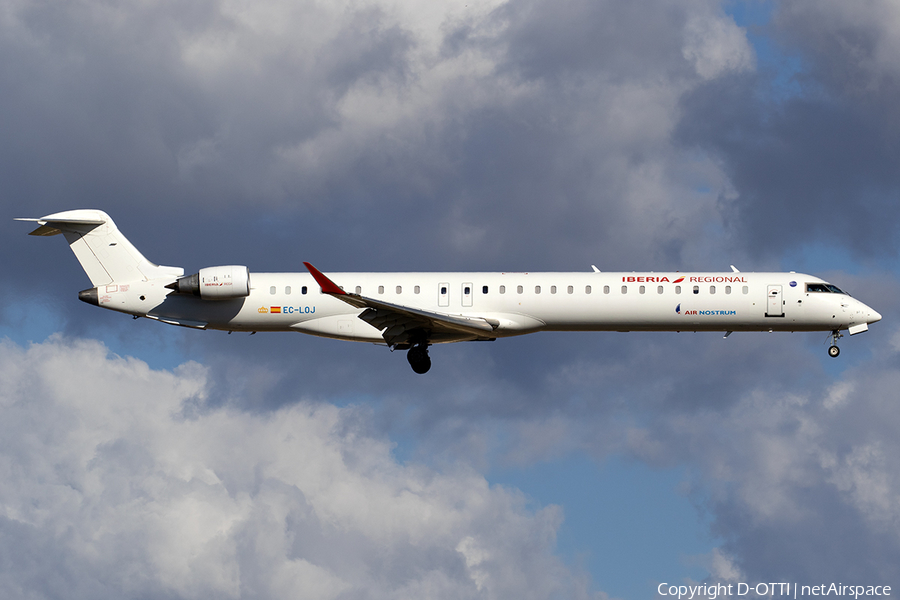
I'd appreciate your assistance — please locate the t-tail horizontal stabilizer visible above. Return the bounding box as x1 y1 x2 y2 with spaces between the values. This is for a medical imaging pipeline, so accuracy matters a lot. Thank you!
18 210 183 286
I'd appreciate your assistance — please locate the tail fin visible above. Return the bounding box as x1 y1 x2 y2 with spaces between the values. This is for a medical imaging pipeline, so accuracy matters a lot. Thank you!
17 209 183 286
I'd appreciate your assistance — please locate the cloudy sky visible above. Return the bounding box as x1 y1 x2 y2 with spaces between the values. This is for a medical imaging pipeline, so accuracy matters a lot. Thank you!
2 0 900 598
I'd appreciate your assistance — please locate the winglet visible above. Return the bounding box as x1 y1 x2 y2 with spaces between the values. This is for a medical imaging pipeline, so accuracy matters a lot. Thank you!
303 262 346 295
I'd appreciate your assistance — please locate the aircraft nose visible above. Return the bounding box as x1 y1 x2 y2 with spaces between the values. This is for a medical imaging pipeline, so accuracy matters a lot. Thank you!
859 299 882 324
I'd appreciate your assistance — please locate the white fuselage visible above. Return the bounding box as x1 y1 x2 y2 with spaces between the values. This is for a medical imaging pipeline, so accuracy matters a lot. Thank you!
99 270 881 344
23 210 882 373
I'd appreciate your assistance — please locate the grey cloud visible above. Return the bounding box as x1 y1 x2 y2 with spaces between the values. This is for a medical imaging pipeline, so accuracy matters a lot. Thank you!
489 0 691 81
5 0 900 593
676 74 900 260
2 0 760 276
775 0 900 109
674 1 900 261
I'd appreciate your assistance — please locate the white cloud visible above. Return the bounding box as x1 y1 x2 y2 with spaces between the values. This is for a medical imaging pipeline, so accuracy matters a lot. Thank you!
707 547 742 582
0 336 593 599
682 13 756 80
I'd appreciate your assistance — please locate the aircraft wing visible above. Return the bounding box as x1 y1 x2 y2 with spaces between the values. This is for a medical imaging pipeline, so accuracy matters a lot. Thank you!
304 262 498 346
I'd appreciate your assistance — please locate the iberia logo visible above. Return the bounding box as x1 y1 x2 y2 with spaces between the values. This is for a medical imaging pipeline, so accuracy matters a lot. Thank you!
258 307 269 314
675 303 681 314
672 276 685 284
270 306 282 314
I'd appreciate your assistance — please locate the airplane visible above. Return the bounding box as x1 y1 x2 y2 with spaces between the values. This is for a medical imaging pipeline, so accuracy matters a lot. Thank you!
19 209 882 374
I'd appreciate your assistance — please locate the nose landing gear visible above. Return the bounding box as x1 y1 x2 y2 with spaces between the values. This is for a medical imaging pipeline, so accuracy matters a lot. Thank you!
828 330 843 358
407 342 431 374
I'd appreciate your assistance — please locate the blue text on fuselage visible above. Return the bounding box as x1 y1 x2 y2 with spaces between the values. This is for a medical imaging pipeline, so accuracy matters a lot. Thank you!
280 306 316 314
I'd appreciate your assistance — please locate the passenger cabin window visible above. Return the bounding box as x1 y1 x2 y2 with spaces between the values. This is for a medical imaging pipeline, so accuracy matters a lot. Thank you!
742 286 749 294
302 286 308 295
270 286 276 295
464 286 471 295
499 285 506 294
568 285 574 294
483 285 488 294
414 285 420 294
285 286 291 294
585 285 592 294
441 286 447 294
517 285 523 294
356 286 362 294
621 285 627 294
550 285 557 294
603 285 610 294
693 286 699 294
378 285 384 294
710 285 716 294
639 285 645 294
675 285 681 294
725 285 731 294
535 286 541 294
657 286 663 294
396 286 402 294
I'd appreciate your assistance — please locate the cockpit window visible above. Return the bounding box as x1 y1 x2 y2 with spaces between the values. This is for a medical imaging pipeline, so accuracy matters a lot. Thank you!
806 283 847 294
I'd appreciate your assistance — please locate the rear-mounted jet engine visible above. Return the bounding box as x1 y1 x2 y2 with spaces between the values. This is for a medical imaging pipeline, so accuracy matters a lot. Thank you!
166 265 250 299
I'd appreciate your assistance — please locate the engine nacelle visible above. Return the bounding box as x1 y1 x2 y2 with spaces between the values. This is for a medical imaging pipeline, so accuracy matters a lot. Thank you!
168 265 250 299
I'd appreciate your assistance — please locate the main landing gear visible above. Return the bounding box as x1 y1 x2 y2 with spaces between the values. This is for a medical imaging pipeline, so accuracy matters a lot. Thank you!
407 341 431 374
828 330 843 358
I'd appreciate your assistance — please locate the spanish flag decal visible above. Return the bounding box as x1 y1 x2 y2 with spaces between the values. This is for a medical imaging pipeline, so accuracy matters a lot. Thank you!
270 306 282 314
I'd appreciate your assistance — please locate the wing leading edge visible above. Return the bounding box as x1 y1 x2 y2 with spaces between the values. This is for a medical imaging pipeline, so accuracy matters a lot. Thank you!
303 262 498 347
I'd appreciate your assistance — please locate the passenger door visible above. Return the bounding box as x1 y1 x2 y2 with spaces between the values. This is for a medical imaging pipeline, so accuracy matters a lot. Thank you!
462 282 473 307
766 285 783 317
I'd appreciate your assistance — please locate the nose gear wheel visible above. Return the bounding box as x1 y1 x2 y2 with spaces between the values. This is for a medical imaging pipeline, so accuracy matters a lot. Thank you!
827 330 843 358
